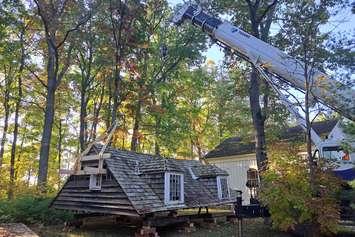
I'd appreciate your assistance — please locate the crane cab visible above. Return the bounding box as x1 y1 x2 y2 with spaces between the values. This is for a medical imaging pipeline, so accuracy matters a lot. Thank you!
318 121 355 181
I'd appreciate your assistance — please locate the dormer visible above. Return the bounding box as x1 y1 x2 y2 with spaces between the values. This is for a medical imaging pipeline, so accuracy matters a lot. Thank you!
139 158 185 206
189 164 230 199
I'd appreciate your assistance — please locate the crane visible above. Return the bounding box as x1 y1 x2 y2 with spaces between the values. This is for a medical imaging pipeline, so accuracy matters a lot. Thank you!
172 4 355 180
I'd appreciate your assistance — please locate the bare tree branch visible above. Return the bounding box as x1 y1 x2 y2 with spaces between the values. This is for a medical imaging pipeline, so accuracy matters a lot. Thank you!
257 0 278 23
56 43 74 86
26 65 47 88
56 12 92 49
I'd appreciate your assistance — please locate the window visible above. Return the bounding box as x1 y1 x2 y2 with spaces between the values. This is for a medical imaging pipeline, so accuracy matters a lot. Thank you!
89 174 102 190
323 146 349 161
217 176 229 199
103 172 113 181
164 172 184 205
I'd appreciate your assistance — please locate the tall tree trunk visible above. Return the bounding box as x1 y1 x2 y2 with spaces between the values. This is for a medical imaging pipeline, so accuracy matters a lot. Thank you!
79 87 88 151
0 96 10 173
8 30 24 200
57 118 63 188
304 63 318 237
78 30 93 149
218 110 223 142
249 68 267 171
154 115 161 155
304 61 316 193
131 50 148 151
37 19 58 191
35 0 87 191
245 1 277 172
111 68 121 124
131 98 142 151
38 84 55 191
14 135 25 181
121 116 126 148
38 42 57 191
109 0 126 126
0 72 12 173
106 78 113 130
8 99 20 200
90 83 105 142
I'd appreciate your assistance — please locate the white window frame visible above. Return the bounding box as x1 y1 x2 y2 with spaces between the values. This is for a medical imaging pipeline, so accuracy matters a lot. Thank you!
89 174 102 191
164 172 184 205
217 176 230 199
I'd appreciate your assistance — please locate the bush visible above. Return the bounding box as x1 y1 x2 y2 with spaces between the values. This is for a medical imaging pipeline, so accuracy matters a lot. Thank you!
0 195 73 225
260 143 341 235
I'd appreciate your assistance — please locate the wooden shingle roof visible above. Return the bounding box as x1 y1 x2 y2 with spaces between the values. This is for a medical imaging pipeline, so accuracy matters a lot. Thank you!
139 158 183 174
191 165 228 178
91 145 235 214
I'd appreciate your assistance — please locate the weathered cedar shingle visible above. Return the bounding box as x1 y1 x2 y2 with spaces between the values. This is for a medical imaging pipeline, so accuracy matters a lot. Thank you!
93 145 235 214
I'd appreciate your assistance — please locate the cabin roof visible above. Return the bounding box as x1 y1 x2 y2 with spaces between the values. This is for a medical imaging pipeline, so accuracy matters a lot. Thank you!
191 165 228 178
91 145 234 214
204 119 338 159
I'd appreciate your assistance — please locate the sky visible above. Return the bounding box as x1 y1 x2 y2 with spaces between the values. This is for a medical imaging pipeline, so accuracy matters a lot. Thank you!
167 0 355 65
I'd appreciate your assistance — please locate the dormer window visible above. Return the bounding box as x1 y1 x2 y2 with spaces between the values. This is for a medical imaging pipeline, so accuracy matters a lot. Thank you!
164 172 184 205
217 176 229 199
89 174 102 191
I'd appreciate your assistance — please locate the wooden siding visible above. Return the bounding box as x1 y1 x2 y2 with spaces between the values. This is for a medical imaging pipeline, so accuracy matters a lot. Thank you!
52 173 139 217
208 155 257 205
143 173 165 201
200 178 218 199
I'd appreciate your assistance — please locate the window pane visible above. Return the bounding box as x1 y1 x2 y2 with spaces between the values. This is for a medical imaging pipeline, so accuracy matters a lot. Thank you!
168 174 182 202
220 178 228 199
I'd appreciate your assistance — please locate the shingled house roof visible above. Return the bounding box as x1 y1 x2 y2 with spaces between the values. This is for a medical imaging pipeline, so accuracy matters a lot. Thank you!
191 165 228 178
52 144 235 216
280 119 338 140
205 120 338 159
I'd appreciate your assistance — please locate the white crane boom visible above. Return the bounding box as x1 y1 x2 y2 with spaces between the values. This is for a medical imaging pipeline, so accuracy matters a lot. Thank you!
254 66 323 147
172 4 355 180
172 4 355 122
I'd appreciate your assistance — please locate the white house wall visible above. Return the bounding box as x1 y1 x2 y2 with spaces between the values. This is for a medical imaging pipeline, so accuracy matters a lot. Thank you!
207 154 257 205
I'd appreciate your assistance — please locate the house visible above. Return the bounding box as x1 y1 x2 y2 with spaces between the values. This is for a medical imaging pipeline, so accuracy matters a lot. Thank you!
51 144 236 218
204 120 338 205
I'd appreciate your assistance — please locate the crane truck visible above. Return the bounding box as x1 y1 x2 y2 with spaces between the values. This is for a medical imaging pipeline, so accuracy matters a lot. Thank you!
172 4 355 181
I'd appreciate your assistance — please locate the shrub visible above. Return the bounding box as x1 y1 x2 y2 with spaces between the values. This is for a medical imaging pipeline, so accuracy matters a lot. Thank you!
0 195 73 225
260 143 341 235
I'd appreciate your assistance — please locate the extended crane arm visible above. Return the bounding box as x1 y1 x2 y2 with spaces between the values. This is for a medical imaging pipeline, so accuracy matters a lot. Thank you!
172 4 355 121
255 66 323 147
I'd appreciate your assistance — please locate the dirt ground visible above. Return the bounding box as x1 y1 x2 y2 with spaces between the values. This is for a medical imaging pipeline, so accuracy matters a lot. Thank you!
0 223 39 237
32 218 292 237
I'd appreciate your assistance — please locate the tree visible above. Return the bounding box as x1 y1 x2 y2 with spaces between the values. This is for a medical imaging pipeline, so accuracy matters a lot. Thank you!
106 0 142 127
260 143 341 235
34 0 91 191
0 67 11 173
0 0 30 198
210 0 279 171
0 1 14 172
8 9 26 200
73 2 108 151
266 0 352 235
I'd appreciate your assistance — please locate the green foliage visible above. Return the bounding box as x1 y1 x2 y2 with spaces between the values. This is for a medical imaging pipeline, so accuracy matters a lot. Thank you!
0 195 73 225
260 143 341 235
